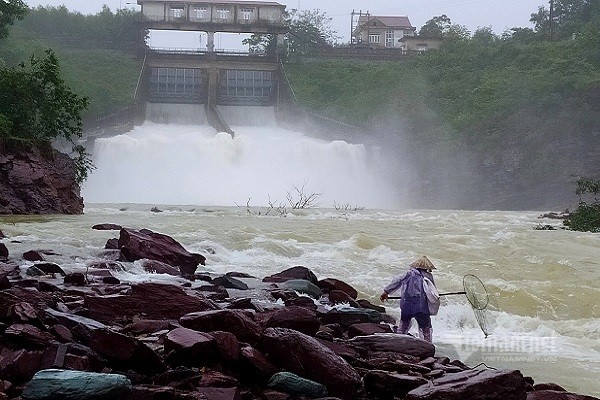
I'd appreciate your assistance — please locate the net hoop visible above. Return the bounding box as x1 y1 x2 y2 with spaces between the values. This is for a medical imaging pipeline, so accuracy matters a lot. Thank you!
463 274 489 310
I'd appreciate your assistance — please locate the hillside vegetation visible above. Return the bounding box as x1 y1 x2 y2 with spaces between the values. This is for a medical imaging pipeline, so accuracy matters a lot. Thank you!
0 6 142 118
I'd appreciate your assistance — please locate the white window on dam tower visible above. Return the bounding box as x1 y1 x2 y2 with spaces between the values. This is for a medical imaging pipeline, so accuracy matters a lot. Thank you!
240 8 255 21
217 8 231 21
169 6 185 21
192 6 207 21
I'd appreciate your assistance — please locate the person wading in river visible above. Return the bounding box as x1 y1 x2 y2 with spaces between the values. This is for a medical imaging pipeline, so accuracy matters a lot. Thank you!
380 255 437 343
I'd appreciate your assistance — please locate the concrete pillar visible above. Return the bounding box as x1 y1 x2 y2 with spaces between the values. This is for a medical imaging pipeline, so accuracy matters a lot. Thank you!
207 31 215 52
207 68 219 107
276 34 285 47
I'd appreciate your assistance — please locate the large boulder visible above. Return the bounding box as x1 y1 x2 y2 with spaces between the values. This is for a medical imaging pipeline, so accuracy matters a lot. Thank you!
118 228 205 275
180 310 262 344
0 139 83 214
163 327 218 366
348 334 435 360
265 306 321 336
268 371 328 398
526 390 599 400
263 266 319 285
347 323 393 338
364 370 428 398
88 328 165 375
405 369 528 400
85 282 219 324
21 369 132 400
318 278 358 299
261 328 361 399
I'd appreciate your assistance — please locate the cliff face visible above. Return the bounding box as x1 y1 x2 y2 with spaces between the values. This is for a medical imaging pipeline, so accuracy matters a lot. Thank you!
0 139 83 214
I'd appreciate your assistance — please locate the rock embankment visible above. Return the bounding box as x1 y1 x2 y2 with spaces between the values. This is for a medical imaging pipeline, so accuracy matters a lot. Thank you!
0 226 597 400
0 139 83 214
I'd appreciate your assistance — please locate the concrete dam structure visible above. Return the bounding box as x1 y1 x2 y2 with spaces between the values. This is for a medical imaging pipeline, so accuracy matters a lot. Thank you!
134 0 289 134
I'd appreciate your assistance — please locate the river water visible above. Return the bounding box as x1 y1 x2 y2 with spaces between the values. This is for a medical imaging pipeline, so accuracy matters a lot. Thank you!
2 110 599 396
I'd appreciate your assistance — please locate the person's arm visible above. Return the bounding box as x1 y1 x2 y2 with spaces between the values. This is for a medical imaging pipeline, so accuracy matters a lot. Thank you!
380 271 408 301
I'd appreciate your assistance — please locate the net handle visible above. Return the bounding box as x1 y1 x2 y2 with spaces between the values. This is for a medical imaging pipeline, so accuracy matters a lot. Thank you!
387 291 465 300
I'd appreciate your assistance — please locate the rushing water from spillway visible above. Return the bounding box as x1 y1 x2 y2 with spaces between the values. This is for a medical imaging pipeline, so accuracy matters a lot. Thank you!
2 208 599 396
82 104 399 209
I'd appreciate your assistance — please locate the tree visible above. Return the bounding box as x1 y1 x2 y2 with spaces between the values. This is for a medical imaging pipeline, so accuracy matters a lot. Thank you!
0 49 89 142
472 26 498 46
419 15 451 38
244 9 339 60
0 0 27 38
564 177 600 232
287 9 339 58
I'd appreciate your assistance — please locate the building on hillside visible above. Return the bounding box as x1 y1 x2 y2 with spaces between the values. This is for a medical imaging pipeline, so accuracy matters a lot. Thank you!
353 14 416 48
398 36 443 53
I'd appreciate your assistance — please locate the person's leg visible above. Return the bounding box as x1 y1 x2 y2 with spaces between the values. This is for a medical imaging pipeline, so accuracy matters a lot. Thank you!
415 313 433 343
397 313 413 334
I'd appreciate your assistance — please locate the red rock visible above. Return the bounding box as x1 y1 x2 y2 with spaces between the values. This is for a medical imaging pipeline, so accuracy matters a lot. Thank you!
406 369 528 400
356 299 386 313
33 262 65 275
180 310 262 344
0 244 8 258
64 273 86 286
348 333 435 359
198 370 239 387
527 390 598 400
263 266 318 284
89 328 165 375
85 282 219 324
4 324 57 349
318 278 358 299
261 327 361 399
141 259 182 276
23 250 44 262
265 306 321 336
104 238 119 249
239 345 279 383
164 327 218 366
208 331 240 365
118 228 205 275
533 383 566 391
121 318 175 335
328 290 360 307
92 223 122 230
347 322 393 338
127 385 178 400
8 302 44 327
364 370 428 398
316 339 359 362
261 390 291 400
0 140 83 214
284 296 317 310
197 386 242 400
51 324 74 343
0 349 43 383
0 275 9 290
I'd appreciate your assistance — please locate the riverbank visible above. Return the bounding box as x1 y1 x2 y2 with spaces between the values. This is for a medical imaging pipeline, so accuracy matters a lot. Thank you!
0 221 598 399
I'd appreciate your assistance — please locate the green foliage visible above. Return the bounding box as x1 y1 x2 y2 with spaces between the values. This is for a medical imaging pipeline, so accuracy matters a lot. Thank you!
564 177 600 232
419 15 451 38
71 144 96 184
0 9 142 118
0 0 27 38
0 49 89 141
18 5 143 50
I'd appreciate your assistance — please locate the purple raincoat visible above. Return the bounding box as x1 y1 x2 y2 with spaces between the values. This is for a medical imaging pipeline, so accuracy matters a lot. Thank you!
384 267 435 316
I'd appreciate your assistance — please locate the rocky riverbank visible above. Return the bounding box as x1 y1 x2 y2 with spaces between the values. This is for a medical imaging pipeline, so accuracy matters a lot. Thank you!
0 139 83 215
0 226 597 400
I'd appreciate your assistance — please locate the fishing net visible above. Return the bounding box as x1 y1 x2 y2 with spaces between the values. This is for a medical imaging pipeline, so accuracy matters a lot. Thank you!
463 274 492 337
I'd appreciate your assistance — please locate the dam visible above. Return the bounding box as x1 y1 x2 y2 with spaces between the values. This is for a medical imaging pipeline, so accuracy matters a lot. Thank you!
134 0 290 134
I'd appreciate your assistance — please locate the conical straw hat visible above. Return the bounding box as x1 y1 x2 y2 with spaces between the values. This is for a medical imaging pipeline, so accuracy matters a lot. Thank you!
410 255 436 270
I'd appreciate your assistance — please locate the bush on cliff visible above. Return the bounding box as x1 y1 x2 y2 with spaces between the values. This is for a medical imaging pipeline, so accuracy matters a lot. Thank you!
564 178 600 233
